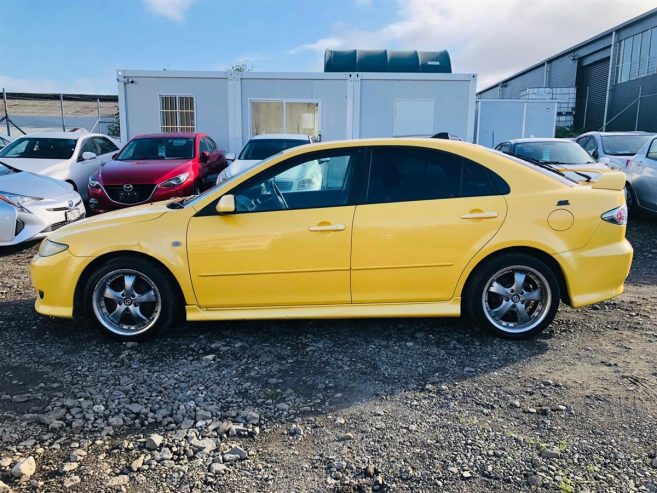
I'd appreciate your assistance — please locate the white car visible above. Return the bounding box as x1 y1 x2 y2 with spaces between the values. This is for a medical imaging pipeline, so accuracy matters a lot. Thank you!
0 131 120 200
0 135 13 150
0 160 85 246
217 134 313 185
575 131 655 171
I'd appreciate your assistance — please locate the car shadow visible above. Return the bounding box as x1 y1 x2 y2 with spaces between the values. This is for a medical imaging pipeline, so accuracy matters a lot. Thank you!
0 298 550 416
0 240 40 257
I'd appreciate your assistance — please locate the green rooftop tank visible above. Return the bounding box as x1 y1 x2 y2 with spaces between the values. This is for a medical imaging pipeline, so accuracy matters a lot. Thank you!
324 49 452 73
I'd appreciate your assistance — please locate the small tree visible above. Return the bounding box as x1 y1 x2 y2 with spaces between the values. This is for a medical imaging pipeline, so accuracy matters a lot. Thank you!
228 60 254 73
107 111 120 138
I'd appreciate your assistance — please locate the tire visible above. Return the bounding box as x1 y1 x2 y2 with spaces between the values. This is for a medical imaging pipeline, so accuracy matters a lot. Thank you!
625 183 643 219
464 253 560 339
83 256 180 341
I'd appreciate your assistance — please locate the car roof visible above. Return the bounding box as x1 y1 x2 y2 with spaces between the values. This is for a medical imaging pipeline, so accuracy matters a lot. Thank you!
132 132 200 139
580 131 656 137
248 133 311 141
503 138 575 144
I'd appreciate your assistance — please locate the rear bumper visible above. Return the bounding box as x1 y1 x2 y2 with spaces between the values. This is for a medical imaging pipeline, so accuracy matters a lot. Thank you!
555 236 633 308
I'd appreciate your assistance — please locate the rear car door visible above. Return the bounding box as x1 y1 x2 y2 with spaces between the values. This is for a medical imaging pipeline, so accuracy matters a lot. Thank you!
351 146 508 303
187 148 365 308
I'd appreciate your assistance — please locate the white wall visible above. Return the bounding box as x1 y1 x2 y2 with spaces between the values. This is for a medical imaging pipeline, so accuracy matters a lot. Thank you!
118 70 477 153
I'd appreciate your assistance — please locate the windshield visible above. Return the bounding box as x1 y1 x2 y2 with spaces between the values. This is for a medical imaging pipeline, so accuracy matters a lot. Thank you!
514 141 596 165
0 137 77 159
238 138 307 160
601 135 653 156
117 137 195 161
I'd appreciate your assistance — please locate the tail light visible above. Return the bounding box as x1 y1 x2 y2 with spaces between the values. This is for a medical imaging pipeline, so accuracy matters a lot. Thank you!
601 205 627 225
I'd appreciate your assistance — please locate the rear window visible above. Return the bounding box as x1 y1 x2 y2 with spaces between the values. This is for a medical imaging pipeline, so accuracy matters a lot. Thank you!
117 137 195 160
601 135 653 156
0 137 77 159
238 139 308 160
514 141 596 165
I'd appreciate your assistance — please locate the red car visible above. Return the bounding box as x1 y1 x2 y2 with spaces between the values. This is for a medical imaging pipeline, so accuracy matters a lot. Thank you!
88 132 226 213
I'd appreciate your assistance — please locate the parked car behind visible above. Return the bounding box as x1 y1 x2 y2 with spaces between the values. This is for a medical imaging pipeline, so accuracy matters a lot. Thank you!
0 135 13 150
0 131 119 200
496 138 608 172
31 138 632 342
217 134 312 184
87 133 226 213
625 135 657 217
575 131 655 171
0 160 85 246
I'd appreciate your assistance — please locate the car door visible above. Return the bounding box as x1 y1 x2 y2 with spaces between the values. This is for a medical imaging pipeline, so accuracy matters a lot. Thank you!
186 148 365 308
205 137 226 174
632 138 657 212
351 146 508 303
93 136 119 162
73 138 104 194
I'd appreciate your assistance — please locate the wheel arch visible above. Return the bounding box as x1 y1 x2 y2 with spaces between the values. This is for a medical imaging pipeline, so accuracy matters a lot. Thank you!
73 250 186 319
460 246 571 307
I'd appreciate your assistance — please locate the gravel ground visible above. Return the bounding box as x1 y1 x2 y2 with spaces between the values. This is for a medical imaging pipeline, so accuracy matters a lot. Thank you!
0 220 656 493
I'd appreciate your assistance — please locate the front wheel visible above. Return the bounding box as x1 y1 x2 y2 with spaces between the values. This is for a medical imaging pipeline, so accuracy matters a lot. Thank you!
83 257 179 340
465 254 560 339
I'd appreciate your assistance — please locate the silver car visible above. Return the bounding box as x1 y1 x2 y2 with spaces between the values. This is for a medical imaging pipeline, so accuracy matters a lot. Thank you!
626 136 657 217
575 131 655 171
0 160 85 246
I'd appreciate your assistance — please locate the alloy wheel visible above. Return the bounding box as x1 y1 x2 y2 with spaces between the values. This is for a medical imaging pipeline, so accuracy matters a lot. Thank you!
482 265 551 334
92 269 162 336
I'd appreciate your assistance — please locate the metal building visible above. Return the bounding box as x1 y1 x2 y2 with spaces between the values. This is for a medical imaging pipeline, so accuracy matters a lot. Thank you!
117 70 477 153
478 8 657 133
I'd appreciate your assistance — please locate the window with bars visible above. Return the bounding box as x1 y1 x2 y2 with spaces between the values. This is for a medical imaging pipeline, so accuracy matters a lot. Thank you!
160 95 196 132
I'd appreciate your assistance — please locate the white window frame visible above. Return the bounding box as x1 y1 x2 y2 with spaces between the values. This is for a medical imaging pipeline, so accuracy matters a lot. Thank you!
159 94 197 132
248 98 321 139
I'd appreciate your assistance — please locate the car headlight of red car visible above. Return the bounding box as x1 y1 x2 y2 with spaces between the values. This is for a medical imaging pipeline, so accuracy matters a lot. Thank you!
159 172 190 188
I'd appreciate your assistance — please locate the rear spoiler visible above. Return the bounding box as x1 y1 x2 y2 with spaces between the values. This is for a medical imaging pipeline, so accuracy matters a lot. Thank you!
573 170 626 191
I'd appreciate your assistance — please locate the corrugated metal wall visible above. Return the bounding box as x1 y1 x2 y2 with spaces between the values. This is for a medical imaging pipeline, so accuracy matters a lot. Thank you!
574 58 610 130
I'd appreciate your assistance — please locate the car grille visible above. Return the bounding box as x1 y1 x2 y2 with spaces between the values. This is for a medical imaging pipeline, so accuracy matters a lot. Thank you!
104 185 156 204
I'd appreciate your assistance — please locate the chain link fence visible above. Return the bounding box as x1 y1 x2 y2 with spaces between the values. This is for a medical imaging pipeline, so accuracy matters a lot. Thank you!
1 90 119 139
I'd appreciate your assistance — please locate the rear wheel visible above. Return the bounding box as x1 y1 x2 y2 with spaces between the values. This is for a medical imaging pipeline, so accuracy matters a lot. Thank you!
465 253 560 339
83 257 179 340
625 183 643 218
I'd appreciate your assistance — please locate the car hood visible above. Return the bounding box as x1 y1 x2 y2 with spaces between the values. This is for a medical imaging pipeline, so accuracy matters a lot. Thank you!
0 170 73 198
0 158 67 175
223 159 260 179
97 159 193 185
47 201 172 245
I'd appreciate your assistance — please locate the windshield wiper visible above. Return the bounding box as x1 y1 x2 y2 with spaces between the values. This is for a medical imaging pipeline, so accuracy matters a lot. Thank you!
519 157 591 182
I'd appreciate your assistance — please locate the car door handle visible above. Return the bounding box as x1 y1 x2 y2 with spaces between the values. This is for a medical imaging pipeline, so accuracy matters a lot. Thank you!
460 210 498 219
308 223 346 232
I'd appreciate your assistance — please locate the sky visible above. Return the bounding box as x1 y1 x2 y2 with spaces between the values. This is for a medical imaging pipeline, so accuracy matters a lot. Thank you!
0 0 655 95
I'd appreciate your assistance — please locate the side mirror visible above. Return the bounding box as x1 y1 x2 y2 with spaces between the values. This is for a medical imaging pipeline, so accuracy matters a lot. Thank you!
200 151 210 163
225 153 236 162
81 151 97 161
592 149 599 160
216 194 235 214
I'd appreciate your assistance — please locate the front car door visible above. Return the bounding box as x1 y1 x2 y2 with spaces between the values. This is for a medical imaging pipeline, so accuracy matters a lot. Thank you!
186 148 365 308
73 138 103 195
631 138 657 212
351 145 508 303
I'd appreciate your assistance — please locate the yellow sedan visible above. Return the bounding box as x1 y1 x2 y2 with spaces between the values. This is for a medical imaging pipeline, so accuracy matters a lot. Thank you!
30 138 633 340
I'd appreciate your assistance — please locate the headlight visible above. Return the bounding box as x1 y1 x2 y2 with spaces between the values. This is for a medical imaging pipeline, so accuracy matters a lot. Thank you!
38 240 69 257
0 192 43 213
159 172 190 188
89 175 100 188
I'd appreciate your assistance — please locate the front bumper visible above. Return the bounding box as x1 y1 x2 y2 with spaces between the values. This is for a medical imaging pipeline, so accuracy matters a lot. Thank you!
0 192 85 246
88 181 195 213
31 249 92 318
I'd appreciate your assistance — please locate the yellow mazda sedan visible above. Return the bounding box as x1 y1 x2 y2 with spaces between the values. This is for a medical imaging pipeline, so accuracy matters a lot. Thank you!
30 138 633 340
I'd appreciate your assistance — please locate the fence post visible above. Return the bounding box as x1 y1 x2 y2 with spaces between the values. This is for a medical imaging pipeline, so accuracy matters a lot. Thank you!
583 86 589 130
635 86 642 131
3 88 10 137
60 93 65 131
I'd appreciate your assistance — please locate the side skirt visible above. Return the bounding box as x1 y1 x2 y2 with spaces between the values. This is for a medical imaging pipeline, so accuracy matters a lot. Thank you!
185 298 462 321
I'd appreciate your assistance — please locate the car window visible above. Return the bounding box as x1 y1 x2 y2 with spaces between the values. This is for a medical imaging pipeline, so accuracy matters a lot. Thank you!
0 137 77 159
78 139 99 159
206 137 218 153
582 137 597 153
647 139 657 161
200 138 209 153
601 135 653 156
497 144 511 154
232 150 362 213
238 139 308 160
575 137 589 149
93 137 118 155
365 147 503 204
513 141 595 164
